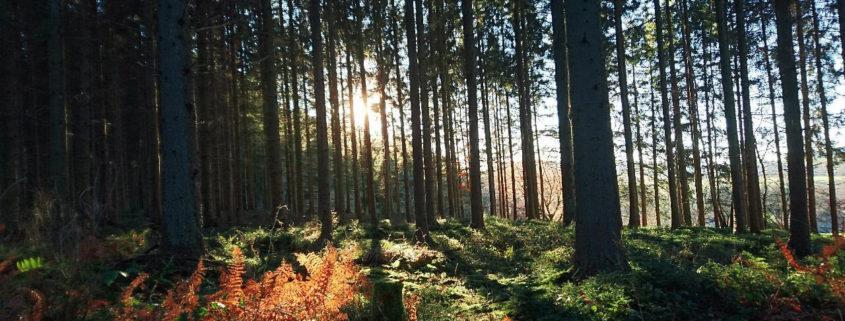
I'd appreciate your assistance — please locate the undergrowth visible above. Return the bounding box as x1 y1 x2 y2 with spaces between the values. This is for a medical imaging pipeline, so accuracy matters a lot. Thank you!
1 218 843 320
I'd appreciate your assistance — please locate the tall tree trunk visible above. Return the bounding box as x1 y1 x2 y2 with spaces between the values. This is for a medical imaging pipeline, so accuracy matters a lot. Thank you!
392 17 412 223
716 0 747 233
416 0 438 226
404 0 430 242
649 64 661 227
702 34 724 227
462 0 483 228
308 0 331 240
652 0 680 228
809 0 837 235
773 0 810 257
633 66 648 227
665 0 690 227
680 0 705 226
374 0 394 226
513 0 539 220
613 0 639 227
48 0 67 206
158 0 202 256
795 0 818 233
345 48 361 221
735 0 763 233
566 0 628 275
480 50 497 219
761 16 789 229
259 0 284 220
326 0 346 224
551 0 575 226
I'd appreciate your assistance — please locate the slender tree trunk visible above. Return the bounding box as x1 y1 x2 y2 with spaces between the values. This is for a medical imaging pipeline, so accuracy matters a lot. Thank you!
633 66 648 227
392 23 412 224
703 34 724 227
716 0 747 233
374 0 394 226
461 0 483 228
326 0 346 224
649 65 661 227
48 0 67 207
653 0 680 228
308 0 331 239
480 52 497 219
566 0 628 275
404 0 430 242
551 0 575 226
665 0 690 227
774 0 810 257
795 0 818 233
809 0 837 235
761 16 789 229
680 0 705 227
735 0 763 233
513 0 539 220
614 0 639 227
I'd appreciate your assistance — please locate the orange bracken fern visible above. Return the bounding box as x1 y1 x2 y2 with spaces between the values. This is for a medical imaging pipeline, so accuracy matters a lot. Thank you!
777 237 845 303
101 244 365 321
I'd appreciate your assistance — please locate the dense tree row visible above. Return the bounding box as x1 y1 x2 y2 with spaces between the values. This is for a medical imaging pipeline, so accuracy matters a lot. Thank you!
1 0 843 271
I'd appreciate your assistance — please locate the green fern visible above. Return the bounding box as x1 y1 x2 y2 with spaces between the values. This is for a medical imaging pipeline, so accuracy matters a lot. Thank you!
16 257 44 273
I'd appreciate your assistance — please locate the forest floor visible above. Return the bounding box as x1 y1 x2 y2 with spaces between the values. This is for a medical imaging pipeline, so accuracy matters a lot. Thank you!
1 217 844 320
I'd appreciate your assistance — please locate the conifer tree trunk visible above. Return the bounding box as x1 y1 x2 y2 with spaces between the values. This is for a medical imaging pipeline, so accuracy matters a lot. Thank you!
513 0 539 220
308 0 331 239
614 0 639 227
665 0 690 227
680 0 705 226
158 0 202 256
761 16 789 229
633 67 648 227
404 0 430 242
735 0 763 233
716 0 747 233
551 0 575 226
809 0 837 235
326 0 346 223
795 0 818 233
567 0 628 275
773 0 810 257
480 51 497 219
649 65 661 227
259 0 284 220
374 0 394 226
652 0 679 228
48 0 67 205
462 0 483 228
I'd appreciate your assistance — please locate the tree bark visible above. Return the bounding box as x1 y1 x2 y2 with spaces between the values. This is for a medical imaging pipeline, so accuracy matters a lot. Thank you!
158 0 202 256
774 0 811 257
716 0 747 233
551 0 575 226
809 0 837 235
613 0 639 227
567 0 628 275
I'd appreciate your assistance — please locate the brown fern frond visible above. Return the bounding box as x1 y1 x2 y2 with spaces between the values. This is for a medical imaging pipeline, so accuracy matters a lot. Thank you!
25 289 44 321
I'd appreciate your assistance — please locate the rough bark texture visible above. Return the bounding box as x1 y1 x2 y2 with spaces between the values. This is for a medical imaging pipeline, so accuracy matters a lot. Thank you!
462 0 484 229
716 0 747 233
653 0 679 228
404 0 430 242
567 0 628 275
551 0 575 226
735 0 763 233
614 0 639 227
158 0 202 256
774 0 810 258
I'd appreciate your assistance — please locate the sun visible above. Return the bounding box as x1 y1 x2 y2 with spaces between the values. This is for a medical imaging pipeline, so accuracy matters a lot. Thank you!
351 92 382 132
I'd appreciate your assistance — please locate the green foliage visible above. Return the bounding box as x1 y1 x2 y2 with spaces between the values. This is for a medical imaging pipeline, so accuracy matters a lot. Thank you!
16 257 44 273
